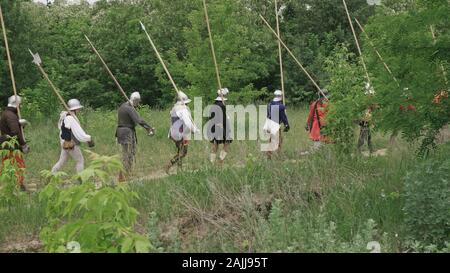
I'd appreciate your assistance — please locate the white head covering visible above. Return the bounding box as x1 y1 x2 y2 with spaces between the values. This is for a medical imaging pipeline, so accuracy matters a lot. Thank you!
129 91 141 106
364 82 375 95
67 99 83 111
7 95 22 108
273 90 283 102
215 88 229 101
320 88 330 99
177 91 191 104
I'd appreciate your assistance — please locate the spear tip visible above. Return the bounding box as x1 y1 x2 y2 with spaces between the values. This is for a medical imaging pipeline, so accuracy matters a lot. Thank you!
139 21 146 31
29 49 42 65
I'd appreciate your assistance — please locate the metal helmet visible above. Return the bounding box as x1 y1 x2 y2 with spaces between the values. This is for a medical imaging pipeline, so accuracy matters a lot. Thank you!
130 91 141 106
215 88 229 101
217 88 229 96
320 88 330 99
67 99 83 111
274 90 283 97
177 91 191 104
273 90 283 102
365 82 375 95
7 95 22 108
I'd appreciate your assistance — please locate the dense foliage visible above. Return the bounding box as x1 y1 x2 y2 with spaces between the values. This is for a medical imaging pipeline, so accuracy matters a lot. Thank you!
403 146 450 247
39 151 152 253
0 0 376 112
362 0 450 154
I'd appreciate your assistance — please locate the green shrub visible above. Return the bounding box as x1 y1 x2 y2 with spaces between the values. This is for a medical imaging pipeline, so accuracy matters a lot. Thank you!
323 44 371 154
403 155 450 246
39 151 152 253
255 199 388 253
0 139 25 205
20 80 61 121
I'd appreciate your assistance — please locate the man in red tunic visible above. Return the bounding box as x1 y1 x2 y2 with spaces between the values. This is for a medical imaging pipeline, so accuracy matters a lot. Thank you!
306 90 329 150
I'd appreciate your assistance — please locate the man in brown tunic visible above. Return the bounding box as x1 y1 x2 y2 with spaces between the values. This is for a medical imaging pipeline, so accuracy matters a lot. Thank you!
0 95 29 190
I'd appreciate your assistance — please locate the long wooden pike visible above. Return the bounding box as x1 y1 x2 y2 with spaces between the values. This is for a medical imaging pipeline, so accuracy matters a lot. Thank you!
29 50 70 111
140 21 196 127
84 35 131 102
275 0 285 105
140 21 180 95
354 18 400 88
342 0 371 86
202 0 224 103
259 14 328 100
430 25 448 86
0 5 25 140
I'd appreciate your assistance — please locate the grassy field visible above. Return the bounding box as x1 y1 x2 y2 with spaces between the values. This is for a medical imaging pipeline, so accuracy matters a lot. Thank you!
0 107 437 252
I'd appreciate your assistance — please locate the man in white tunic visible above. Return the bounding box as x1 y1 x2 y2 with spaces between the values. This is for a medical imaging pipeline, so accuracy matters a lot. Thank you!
165 92 199 173
51 99 94 173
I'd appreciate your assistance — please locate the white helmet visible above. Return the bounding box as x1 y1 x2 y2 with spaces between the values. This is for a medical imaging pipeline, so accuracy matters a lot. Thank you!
130 91 141 105
274 90 283 96
68 99 83 111
177 91 191 104
364 82 375 95
7 95 22 108
215 88 229 101
273 90 283 102
217 88 229 96
320 88 330 99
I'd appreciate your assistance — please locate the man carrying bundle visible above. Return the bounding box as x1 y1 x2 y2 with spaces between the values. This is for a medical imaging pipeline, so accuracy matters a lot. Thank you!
0 95 29 190
52 99 94 174
116 91 155 181
264 90 290 159
165 92 199 173
208 88 232 164
305 90 330 151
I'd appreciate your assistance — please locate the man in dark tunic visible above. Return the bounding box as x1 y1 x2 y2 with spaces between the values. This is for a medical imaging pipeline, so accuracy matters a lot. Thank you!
207 88 232 164
0 95 29 190
264 90 290 159
116 92 155 181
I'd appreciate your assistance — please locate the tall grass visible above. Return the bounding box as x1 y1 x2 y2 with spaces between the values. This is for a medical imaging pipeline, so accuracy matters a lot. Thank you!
0 107 431 252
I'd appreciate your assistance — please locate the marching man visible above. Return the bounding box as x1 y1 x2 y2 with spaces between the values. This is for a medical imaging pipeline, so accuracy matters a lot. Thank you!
208 88 232 165
116 91 155 181
0 95 29 190
357 83 376 154
263 90 290 159
305 90 330 151
51 99 94 174
165 91 199 173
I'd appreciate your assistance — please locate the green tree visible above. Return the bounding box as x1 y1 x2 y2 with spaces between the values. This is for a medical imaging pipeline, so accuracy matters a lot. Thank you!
362 0 450 155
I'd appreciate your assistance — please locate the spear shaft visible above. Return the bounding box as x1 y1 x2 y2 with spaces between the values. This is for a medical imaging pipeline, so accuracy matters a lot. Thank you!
202 0 225 103
29 50 70 111
342 0 371 85
84 35 130 102
140 21 180 95
275 0 285 105
0 5 25 140
430 25 448 86
259 14 328 100
354 18 400 88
